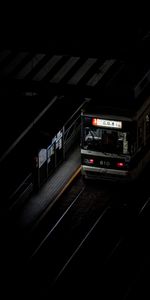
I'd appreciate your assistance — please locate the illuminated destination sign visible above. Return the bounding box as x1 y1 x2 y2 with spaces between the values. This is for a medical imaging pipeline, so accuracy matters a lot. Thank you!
92 118 122 129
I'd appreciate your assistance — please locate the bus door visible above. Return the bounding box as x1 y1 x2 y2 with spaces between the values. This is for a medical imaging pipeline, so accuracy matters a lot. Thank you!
47 140 55 177
38 148 47 188
47 129 63 175
55 129 63 167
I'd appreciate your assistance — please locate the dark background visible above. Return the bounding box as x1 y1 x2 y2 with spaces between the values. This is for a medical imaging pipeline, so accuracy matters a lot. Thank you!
0 4 149 58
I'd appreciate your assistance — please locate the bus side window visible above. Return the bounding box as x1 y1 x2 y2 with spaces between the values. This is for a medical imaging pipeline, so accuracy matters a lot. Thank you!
131 134 137 154
145 113 150 139
138 122 144 148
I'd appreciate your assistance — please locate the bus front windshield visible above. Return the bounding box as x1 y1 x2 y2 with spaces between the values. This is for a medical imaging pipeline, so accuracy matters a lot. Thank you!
83 126 131 154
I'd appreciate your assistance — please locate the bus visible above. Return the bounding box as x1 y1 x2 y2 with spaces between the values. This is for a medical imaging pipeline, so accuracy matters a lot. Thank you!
80 62 150 182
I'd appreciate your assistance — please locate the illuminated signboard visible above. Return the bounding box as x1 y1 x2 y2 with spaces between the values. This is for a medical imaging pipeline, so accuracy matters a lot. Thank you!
92 118 122 129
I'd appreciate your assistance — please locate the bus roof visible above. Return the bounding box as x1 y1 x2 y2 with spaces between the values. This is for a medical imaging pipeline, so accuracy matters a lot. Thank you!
82 60 150 118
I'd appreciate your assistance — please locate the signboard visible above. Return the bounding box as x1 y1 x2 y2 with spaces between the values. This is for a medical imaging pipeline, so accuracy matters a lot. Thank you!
92 118 122 129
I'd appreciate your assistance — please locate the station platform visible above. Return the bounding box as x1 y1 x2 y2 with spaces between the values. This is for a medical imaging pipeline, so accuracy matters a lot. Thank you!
14 144 81 231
